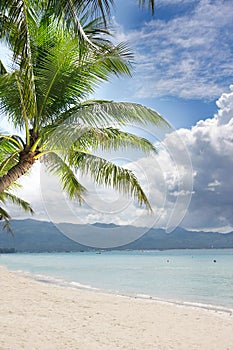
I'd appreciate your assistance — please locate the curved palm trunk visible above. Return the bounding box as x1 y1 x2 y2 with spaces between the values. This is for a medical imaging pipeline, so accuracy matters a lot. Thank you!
0 150 36 193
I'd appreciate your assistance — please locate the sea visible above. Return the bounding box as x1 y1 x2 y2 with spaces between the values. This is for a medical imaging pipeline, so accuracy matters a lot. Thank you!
1 249 233 311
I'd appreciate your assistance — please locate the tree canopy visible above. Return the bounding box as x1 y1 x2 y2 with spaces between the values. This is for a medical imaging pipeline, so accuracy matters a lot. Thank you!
0 0 166 231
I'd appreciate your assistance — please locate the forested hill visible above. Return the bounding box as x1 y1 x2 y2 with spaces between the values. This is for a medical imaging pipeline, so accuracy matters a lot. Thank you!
0 219 233 252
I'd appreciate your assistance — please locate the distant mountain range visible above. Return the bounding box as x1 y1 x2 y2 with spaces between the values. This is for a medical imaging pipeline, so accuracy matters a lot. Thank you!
0 219 233 252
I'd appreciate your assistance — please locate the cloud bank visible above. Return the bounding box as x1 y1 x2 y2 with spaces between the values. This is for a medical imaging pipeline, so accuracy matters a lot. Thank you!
143 85 233 232
178 85 233 231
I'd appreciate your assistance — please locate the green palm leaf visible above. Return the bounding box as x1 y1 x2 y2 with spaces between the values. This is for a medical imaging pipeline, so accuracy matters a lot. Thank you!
0 71 23 127
0 192 34 214
45 0 155 30
33 21 133 127
0 191 34 234
0 0 38 126
76 127 157 153
67 151 152 210
56 101 170 129
46 0 114 30
0 206 12 234
41 124 156 154
43 152 87 202
0 135 23 175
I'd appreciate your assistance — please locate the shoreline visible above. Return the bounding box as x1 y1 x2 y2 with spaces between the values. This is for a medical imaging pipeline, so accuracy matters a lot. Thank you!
1 265 233 350
6 265 233 315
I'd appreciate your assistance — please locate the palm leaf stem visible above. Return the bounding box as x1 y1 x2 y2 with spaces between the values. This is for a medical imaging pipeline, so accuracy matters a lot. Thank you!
0 135 23 150
67 0 99 48
15 74 31 146
0 151 20 174
34 150 52 159
30 137 41 152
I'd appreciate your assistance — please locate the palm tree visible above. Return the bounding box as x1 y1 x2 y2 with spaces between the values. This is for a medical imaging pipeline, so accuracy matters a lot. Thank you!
0 2 166 222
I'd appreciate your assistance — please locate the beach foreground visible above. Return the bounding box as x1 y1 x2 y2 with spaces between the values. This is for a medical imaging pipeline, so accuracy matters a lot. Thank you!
0 266 232 350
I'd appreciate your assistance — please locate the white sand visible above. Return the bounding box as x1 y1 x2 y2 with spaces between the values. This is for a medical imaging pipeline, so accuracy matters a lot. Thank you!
0 266 232 350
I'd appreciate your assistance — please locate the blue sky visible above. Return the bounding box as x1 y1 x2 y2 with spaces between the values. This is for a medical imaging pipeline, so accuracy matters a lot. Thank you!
1 0 233 238
93 0 233 129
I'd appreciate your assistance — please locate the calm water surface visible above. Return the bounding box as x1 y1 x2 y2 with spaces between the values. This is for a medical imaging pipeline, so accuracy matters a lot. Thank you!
1 250 233 309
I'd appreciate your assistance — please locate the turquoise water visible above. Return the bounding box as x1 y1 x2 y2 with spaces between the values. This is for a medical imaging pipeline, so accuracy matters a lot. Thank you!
1 250 233 309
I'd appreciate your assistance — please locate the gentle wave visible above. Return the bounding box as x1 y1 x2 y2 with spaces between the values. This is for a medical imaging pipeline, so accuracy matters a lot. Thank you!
15 269 100 291
12 268 233 316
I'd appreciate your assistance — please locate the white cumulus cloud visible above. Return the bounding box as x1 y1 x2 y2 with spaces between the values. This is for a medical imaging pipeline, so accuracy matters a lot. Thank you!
155 85 233 232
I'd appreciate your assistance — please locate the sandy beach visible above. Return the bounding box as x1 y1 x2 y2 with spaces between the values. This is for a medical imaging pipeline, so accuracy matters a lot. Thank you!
0 266 232 350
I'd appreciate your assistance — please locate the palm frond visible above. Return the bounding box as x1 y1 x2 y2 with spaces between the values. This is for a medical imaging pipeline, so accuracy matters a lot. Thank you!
0 151 20 175
35 24 82 124
0 64 35 131
0 0 38 123
0 60 7 75
0 191 34 234
84 0 115 25
0 0 37 65
0 71 23 127
46 0 114 30
76 127 157 153
81 15 111 47
0 206 12 234
96 42 133 77
0 135 23 176
67 151 152 210
43 0 94 45
41 124 156 154
56 101 170 129
138 0 155 14
0 192 34 214
0 134 24 150
33 23 133 126
43 152 87 202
